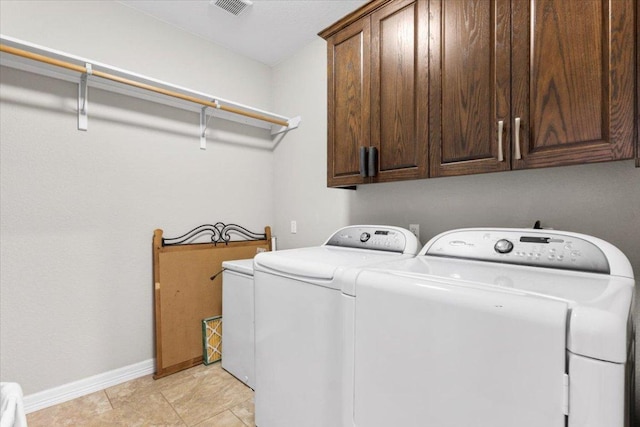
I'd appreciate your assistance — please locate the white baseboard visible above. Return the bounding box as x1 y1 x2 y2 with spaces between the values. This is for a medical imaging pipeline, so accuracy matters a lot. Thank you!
23 359 155 414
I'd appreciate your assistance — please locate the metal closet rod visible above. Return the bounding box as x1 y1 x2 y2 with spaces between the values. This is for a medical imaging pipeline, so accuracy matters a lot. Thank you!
0 44 289 128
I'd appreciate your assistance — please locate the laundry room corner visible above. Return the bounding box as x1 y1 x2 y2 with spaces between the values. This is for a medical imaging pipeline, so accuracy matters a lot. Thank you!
271 37 355 250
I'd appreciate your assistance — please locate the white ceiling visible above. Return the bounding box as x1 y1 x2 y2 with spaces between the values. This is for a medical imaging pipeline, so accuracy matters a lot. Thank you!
117 0 367 66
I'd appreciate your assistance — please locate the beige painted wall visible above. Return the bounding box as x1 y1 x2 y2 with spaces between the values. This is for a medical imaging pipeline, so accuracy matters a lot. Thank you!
271 38 354 249
0 1 275 395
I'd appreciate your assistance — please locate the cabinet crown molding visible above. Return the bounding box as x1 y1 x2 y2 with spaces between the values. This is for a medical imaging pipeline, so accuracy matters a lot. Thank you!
318 0 392 39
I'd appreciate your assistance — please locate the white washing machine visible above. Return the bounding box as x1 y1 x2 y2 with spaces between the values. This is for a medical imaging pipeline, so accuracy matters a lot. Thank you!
342 228 635 427
253 225 420 427
221 258 256 389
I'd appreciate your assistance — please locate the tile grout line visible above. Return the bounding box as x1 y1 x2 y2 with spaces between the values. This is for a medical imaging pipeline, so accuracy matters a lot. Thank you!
103 389 115 410
192 406 241 426
159 390 189 427
229 396 254 427
229 410 249 427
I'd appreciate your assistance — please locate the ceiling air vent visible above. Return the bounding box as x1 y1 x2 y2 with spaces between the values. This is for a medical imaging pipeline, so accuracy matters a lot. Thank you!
212 0 253 16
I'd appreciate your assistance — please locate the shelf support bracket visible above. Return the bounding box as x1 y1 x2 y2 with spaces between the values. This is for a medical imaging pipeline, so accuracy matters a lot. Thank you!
200 106 208 150
200 100 220 150
271 115 301 136
78 63 91 131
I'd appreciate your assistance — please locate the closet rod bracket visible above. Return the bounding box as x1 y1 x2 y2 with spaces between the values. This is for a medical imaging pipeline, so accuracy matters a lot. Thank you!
78 63 92 131
200 100 220 150
271 115 301 136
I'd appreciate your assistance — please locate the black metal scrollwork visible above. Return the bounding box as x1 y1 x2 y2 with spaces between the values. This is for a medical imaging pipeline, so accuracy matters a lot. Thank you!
162 222 266 246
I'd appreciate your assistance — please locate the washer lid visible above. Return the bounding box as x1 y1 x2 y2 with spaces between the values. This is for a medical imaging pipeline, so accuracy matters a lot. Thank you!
254 246 410 284
222 258 254 275
356 256 634 363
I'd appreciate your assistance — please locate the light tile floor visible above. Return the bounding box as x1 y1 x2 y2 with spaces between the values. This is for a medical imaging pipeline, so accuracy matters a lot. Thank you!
26 363 255 427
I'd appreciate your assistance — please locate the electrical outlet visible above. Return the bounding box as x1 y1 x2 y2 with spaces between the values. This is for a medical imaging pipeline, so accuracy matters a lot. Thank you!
291 220 297 234
409 224 420 238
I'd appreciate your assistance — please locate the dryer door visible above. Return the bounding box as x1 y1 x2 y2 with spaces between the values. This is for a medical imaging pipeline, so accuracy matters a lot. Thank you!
353 271 568 427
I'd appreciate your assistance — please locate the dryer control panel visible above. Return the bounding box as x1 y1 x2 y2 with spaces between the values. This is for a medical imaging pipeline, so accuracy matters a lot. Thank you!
325 225 420 255
423 228 614 274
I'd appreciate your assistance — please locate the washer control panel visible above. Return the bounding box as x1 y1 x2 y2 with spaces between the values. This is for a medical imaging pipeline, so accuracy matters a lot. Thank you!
325 226 419 254
425 229 611 274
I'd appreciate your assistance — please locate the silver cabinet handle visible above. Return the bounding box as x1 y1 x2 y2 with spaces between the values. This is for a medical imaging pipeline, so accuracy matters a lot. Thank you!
497 120 504 162
514 117 522 160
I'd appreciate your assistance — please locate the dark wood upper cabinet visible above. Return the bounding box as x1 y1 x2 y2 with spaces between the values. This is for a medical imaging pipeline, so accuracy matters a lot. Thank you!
511 0 635 169
325 18 371 187
321 0 427 187
322 0 636 187
429 0 511 177
431 0 635 176
370 0 428 183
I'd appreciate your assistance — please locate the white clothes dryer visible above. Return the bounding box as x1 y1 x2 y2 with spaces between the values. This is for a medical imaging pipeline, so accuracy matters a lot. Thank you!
253 225 420 427
342 228 635 427
221 258 256 389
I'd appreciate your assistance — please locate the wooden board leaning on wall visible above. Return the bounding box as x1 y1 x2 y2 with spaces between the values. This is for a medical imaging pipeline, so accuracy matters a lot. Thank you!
152 223 272 379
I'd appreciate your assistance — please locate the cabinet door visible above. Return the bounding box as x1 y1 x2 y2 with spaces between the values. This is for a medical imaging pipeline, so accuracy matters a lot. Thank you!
326 18 371 187
511 0 635 169
369 0 428 182
429 0 511 177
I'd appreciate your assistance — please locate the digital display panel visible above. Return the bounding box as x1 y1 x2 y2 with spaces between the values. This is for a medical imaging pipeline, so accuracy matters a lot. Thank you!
520 236 550 244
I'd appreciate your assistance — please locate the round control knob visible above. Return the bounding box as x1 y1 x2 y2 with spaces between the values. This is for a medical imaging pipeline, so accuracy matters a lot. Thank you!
360 232 371 242
494 239 514 254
